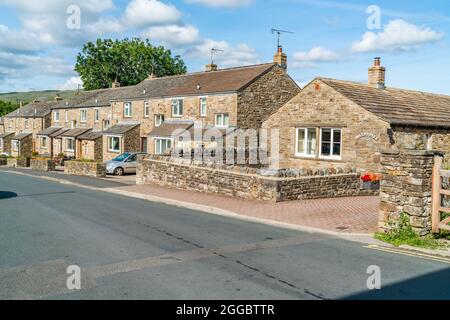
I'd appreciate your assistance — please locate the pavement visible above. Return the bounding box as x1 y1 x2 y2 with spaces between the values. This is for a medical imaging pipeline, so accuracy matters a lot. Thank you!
1 170 450 300
0 167 378 236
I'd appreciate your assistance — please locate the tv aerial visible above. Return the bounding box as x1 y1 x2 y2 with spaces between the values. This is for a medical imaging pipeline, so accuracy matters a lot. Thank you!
210 48 224 65
271 28 294 50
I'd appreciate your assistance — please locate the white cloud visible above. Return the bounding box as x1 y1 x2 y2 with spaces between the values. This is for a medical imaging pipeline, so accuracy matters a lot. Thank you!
293 47 339 62
187 39 260 67
144 24 200 47
352 19 444 53
0 24 42 53
185 0 254 8
59 76 83 90
85 18 124 35
123 0 182 28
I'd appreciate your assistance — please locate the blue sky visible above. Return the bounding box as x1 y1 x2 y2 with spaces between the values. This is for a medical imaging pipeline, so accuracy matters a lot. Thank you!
0 0 449 94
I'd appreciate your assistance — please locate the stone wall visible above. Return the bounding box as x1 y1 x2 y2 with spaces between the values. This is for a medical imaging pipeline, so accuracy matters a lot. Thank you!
379 149 444 236
11 136 33 158
80 138 103 161
7 157 30 168
103 126 141 161
51 106 111 131
64 161 106 177
137 156 376 202
30 158 55 172
262 79 392 173
4 115 50 141
0 135 12 155
238 65 301 130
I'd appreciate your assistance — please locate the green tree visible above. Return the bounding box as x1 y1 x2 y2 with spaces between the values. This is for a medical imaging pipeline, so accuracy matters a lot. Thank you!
0 100 19 117
75 38 187 90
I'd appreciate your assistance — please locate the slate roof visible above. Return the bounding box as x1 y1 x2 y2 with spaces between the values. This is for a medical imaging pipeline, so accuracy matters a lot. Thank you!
12 132 32 141
51 128 70 138
59 128 91 138
78 130 104 140
103 123 140 135
5 101 60 118
148 121 194 137
114 63 277 101
37 127 64 136
319 78 450 128
0 132 14 139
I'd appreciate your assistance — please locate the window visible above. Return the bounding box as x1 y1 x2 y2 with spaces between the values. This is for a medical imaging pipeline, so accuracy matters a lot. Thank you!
200 97 207 117
103 119 111 130
65 110 68 123
124 102 132 117
12 140 19 151
0 139 3 149
108 136 121 153
80 109 87 123
41 137 47 149
9 120 13 128
426 133 433 150
295 128 317 157
54 111 60 123
155 138 172 155
215 114 229 128
171 99 183 117
66 138 75 152
144 102 150 118
24 119 29 128
71 120 77 129
154 114 164 127
94 109 100 123
320 128 342 159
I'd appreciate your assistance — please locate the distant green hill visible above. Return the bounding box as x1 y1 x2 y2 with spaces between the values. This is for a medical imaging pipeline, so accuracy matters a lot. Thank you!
0 90 79 104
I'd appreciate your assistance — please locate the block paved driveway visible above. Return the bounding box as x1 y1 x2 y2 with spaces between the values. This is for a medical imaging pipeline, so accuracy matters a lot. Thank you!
118 184 380 234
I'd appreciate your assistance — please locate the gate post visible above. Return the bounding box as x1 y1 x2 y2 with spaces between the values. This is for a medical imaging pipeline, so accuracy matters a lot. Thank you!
432 156 443 233
379 149 445 236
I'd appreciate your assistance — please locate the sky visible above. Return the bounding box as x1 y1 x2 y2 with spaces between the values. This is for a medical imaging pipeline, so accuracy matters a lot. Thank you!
0 0 449 94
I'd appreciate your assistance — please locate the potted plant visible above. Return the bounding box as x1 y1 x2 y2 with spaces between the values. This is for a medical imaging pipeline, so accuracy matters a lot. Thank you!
361 173 380 190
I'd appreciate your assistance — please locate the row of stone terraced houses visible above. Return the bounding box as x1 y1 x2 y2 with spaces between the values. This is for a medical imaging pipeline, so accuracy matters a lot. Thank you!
1 52 450 173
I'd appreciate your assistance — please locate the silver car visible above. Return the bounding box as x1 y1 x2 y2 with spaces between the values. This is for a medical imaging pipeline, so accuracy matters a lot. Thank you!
106 152 145 176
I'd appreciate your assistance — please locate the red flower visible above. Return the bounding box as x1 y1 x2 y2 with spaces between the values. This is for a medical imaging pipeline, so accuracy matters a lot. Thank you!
361 173 380 182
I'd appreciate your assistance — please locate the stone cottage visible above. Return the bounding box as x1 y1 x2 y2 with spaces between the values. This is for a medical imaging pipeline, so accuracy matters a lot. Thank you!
10 133 33 158
0 132 14 155
262 58 450 172
103 123 141 161
111 58 300 156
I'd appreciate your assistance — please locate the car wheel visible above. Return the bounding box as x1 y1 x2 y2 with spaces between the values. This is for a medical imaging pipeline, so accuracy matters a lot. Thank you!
114 167 124 176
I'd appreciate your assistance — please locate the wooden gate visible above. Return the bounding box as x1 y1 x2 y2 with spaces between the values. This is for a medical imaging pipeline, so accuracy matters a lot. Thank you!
432 156 450 233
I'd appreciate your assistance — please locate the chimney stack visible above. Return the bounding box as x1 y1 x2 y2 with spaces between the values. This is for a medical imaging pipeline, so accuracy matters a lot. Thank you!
273 47 287 70
147 73 158 80
368 57 386 89
54 94 63 101
112 79 121 88
205 63 218 72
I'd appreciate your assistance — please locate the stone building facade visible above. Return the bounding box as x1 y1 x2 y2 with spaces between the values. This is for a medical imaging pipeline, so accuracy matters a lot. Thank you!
10 133 33 158
102 124 141 161
0 132 14 155
263 58 450 173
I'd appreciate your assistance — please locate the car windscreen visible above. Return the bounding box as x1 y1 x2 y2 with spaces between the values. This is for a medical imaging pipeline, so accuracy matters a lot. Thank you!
112 153 131 162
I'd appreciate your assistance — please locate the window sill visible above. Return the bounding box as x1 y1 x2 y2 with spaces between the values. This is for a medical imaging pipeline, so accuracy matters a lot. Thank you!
108 150 121 153
290 155 344 163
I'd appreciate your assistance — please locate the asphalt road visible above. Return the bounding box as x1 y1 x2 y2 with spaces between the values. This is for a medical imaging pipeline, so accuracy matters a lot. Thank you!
0 170 449 300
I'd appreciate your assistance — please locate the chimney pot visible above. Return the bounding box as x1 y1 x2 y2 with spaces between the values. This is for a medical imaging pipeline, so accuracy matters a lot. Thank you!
112 79 121 88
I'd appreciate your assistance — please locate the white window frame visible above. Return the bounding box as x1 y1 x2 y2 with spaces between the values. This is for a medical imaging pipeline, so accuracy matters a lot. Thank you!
199 97 207 117
80 109 87 123
295 128 317 158
215 113 229 128
71 120 77 129
103 119 111 130
0 138 3 149
154 137 173 155
65 110 69 123
41 136 48 149
426 133 433 150
12 140 19 152
107 135 121 153
154 114 165 127
144 102 150 118
319 128 342 160
171 99 183 118
124 102 132 118
66 138 75 152
25 119 29 129
9 120 13 128
94 108 100 123
54 111 60 123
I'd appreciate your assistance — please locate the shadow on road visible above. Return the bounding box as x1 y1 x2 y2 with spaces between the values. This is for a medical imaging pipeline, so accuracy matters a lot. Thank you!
17 191 76 198
342 267 450 300
0 191 17 200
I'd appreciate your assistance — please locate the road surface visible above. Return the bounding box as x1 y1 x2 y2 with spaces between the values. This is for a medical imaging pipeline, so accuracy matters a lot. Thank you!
0 170 449 300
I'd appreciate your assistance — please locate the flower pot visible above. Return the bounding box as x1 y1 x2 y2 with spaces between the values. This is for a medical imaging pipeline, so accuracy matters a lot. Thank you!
363 181 380 191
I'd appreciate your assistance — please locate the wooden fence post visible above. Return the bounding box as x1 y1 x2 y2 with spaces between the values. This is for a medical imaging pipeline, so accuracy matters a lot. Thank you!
432 155 443 233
